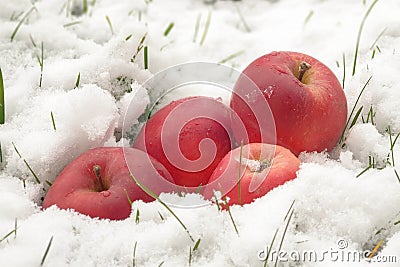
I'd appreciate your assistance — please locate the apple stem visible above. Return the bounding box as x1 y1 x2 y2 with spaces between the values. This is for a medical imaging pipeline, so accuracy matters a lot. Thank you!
298 61 311 83
93 165 106 190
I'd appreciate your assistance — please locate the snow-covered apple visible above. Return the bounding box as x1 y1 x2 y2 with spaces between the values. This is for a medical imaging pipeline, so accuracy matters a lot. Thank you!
133 96 233 188
206 143 300 206
42 147 173 220
230 51 347 155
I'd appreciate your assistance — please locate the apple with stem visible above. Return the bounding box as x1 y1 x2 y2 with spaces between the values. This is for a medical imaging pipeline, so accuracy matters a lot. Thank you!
42 147 173 220
206 143 300 206
133 96 233 188
230 51 347 155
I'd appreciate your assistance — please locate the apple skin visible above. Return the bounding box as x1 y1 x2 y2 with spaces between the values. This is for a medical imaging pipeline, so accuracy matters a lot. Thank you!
42 147 173 220
207 143 300 206
230 51 347 155
133 96 233 188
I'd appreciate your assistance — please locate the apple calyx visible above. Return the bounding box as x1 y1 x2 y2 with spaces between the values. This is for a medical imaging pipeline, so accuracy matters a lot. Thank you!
241 158 271 173
298 61 311 83
93 165 108 191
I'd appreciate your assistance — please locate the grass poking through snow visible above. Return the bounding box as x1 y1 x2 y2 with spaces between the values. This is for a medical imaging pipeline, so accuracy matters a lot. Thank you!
40 236 53 266
132 241 137 267
274 202 295 267
304 10 314 25
200 10 212 46
163 22 174 37
340 76 372 145
193 13 201 43
11 6 37 42
135 209 140 224
36 42 44 88
50 112 56 131
352 0 380 76
235 4 251 32
144 46 148 70
131 33 147 62
75 72 81 88
218 50 244 64
12 142 41 184
130 174 195 242
105 16 114 35
0 67 4 124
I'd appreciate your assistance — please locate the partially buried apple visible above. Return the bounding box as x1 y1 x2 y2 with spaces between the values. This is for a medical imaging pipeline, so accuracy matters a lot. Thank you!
206 143 300 206
42 147 173 220
230 51 347 156
133 96 233 188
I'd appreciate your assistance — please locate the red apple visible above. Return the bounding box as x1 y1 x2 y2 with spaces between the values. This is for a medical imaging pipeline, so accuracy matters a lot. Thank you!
206 143 300 206
230 51 347 155
42 147 173 220
133 96 233 188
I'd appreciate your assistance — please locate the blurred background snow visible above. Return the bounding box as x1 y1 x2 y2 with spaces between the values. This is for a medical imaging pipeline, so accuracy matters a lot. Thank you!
0 0 400 266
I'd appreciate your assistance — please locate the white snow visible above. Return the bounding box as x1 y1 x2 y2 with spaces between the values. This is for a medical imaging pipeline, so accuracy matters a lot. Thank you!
1 0 400 266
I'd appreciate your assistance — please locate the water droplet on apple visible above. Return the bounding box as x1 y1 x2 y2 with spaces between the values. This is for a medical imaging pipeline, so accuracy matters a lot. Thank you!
263 85 275 98
216 97 223 102
102 191 111 197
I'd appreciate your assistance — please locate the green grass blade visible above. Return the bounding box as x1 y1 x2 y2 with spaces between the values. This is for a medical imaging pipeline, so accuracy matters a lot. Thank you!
83 0 88 14
0 143 3 163
40 236 53 266
352 0 380 76
75 72 81 88
0 229 16 243
274 209 295 267
135 209 140 224
304 10 314 25
394 169 399 183
349 106 363 129
263 228 279 267
0 67 4 124
370 27 387 50
200 10 212 46
237 141 243 205
12 142 41 184
225 200 239 236
50 112 56 131
130 174 195 242
342 53 346 89
235 4 251 32
193 13 201 43
283 200 295 221
218 50 244 64
356 164 372 178
105 16 114 35
63 21 82 28
163 22 174 36
11 6 37 42
193 238 201 251
132 241 137 267
144 46 148 70
340 76 372 144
